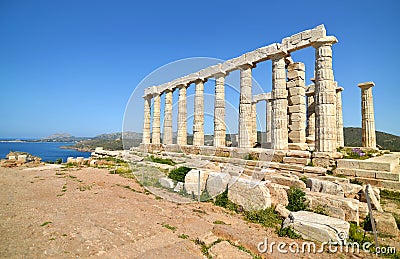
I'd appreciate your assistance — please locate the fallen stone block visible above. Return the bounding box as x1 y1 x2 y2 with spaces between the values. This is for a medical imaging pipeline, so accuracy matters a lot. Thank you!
206 172 231 197
228 178 271 211
265 182 289 206
264 174 306 189
159 177 175 189
307 178 345 197
373 211 399 237
364 184 383 212
283 211 350 243
185 170 210 195
275 204 290 218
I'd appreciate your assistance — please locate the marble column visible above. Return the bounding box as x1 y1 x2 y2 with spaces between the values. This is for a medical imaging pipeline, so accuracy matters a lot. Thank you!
251 101 257 145
152 93 161 144
287 62 306 144
336 86 344 147
266 99 272 143
142 95 151 144
358 82 376 148
271 53 288 150
238 64 253 148
306 92 315 140
313 37 338 152
163 90 173 144
214 73 226 147
177 85 187 145
193 79 205 146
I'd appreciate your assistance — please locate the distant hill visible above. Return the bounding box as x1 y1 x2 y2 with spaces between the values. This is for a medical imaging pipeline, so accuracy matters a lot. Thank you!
41 133 86 142
344 127 400 151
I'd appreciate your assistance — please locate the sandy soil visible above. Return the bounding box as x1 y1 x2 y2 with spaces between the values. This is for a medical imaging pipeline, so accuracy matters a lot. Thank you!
0 165 374 258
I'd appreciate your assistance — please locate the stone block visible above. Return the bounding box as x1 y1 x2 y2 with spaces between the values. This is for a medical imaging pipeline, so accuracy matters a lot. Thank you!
375 171 400 181
173 182 184 192
275 204 290 218
288 87 305 96
287 143 309 151
283 211 350 243
306 178 344 197
374 212 399 237
159 177 175 189
283 157 310 166
228 179 271 211
288 95 306 105
359 161 394 172
184 170 210 195
288 104 306 114
265 182 289 206
264 174 306 189
206 172 231 197
337 159 360 169
334 168 356 177
303 166 327 175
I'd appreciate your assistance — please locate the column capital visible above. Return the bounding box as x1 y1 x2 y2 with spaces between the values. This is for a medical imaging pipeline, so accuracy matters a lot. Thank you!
312 36 338 48
194 78 207 84
176 83 189 89
270 50 288 60
213 71 228 78
358 81 375 89
142 93 153 99
336 86 344 92
238 63 256 70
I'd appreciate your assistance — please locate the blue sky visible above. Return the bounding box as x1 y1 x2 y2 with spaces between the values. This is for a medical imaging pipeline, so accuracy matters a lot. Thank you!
0 0 399 138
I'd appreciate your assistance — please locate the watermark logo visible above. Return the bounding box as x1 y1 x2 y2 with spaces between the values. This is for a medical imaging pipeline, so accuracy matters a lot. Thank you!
257 232 396 255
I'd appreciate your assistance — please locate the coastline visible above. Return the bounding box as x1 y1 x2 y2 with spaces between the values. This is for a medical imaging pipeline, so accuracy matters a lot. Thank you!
60 145 93 152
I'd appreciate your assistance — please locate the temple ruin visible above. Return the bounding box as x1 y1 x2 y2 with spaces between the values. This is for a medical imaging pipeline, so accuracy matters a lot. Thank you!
140 24 344 153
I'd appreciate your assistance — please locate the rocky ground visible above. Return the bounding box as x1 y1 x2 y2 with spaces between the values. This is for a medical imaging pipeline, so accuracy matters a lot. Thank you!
0 164 383 258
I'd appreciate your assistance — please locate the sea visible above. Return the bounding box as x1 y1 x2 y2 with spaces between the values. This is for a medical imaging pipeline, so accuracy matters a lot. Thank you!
0 142 91 162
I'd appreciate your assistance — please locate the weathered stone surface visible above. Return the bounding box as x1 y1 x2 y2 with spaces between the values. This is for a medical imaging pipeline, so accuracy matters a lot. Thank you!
303 166 327 175
275 204 290 218
364 184 382 212
208 241 252 259
283 211 350 243
206 172 231 197
199 231 219 247
228 179 271 211
337 182 363 199
359 185 380 202
159 177 175 189
312 157 331 168
306 178 344 197
283 157 310 166
373 211 399 237
287 150 311 158
359 82 376 149
265 182 289 206
173 182 184 192
184 170 209 195
306 191 360 224
264 174 306 189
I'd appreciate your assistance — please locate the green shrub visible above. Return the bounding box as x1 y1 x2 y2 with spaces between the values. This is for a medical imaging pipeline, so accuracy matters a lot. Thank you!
350 178 363 185
277 227 301 239
286 187 309 212
312 204 329 216
244 207 282 229
168 166 192 182
299 177 308 185
213 188 242 213
363 213 372 231
393 213 400 230
55 158 62 164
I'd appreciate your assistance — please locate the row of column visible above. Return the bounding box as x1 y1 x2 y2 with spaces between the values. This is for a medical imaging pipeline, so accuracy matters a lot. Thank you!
143 37 341 152
142 77 227 147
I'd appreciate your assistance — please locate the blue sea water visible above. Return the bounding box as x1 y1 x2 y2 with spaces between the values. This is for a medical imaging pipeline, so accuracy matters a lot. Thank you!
0 142 91 162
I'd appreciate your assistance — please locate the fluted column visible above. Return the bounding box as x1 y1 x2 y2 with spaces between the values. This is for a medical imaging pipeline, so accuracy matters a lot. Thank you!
266 99 272 143
193 79 205 146
163 90 173 144
152 93 161 144
313 37 338 152
238 64 253 148
214 73 226 147
177 85 187 145
358 82 376 148
306 91 315 139
142 95 151 144
251 101 257 145
336 86 344 147
271 52 288 150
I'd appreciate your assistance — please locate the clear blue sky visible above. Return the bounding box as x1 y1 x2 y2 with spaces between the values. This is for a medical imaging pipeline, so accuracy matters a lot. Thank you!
0 0 399 138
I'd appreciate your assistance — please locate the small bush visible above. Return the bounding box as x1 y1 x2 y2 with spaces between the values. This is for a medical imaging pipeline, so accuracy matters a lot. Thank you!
312 204 329 216
55 158 62 164
244 207 282 229
363 214 372 231
161 223 176 231
392 213 400 230
178 234 189 239
168 166 192 182
286 187 309 212
350 178 363 185
149 155 176 166
213 220 227 225
277 227 301 239
213 188 243 213
299 177 308 185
